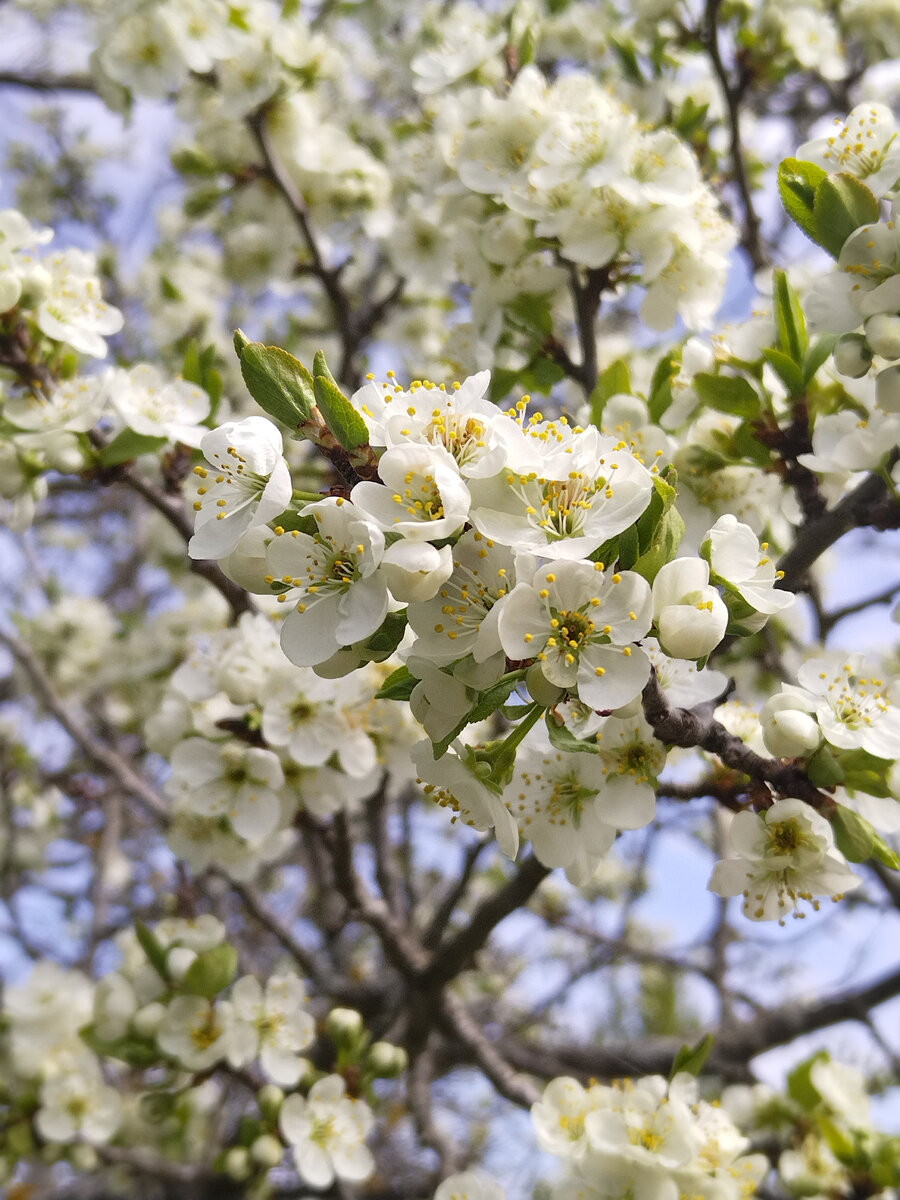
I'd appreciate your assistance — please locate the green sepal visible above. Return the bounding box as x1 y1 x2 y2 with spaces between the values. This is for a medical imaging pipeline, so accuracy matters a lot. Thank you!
99 429 167 466
313 374 370 450
670 1032 714 1079
135 920 170 980
234 334 316 426
181 944 238 998
773 268 808 364
545 711 600 754
806 746 845 787
777 158 828 246
375 665 417 701
692 372 761 419
813 173 880 259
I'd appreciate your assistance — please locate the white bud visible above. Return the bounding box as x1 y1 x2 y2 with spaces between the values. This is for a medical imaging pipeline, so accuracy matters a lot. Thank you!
368 1041 408 1077
326 1006 364 1044
70 1145 98 1171
380 540 454 602
225 1147 251 1181
833 332 872 378
166 946 197 982
761 695 821 758
132 1001 167 1037
876 364 900 412
866 313 900 360
250 1134 284 1168
257 1084 285 1121
652 558 728 660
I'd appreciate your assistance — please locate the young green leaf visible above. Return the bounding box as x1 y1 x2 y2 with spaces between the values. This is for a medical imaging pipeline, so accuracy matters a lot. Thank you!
236 338 316 426
313 374 370 450
813 173 880 259
777 157 827 245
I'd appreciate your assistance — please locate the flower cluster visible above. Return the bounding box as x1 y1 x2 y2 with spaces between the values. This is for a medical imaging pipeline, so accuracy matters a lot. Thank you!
151 610 418 878
188 375 793 882
531 1071 768 1200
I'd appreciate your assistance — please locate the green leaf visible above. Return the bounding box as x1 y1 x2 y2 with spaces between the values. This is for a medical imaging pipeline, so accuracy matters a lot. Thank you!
631 506 686 585
831 805 876 863
762 347 805 396
365 610 408 657
99 429 167 466
803 335 838 386
787 1051 829 1111
432 675 521 760
81 1025 160 1067
135 920 169 980
545 712 601 754
773 268 808 364
648 351 680 424
181 944 238 998
670 1033 715 1079
183 339 202 386
313 374 370 450
171 146 219 177
778 157 827 245
692 372 761 418
160 274 184 302
617 523 640 571
490 368 520 404
609 36 643 83
236 337 316 426
590 359 632 428
872 836 900 870
375 665 417 701
507 293 553 338
813 173 880 259
312 349 339 389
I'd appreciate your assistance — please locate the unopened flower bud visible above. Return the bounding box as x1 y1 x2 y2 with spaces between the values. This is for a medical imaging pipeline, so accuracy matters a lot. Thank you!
876 364 900 412
132 1001 167 1038
525 662 565 706
326 1007 364 1046
761 695 821 758
225 1147 251 1181
250 1134 284 1168
166 946 197 982
866 313 900 360
257 1084 285 1121
70 1145 98 1171
367 1041 408 1077
833 333 872 378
